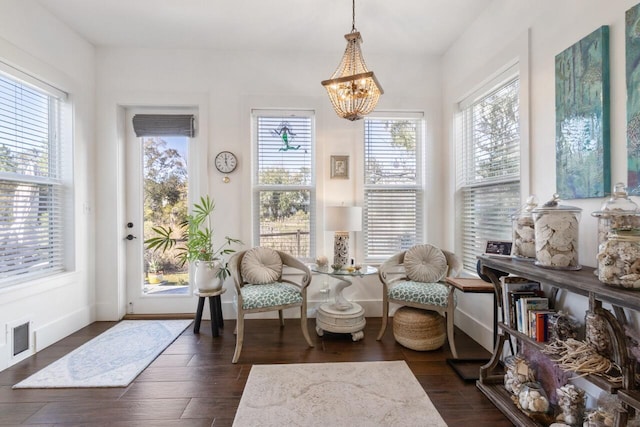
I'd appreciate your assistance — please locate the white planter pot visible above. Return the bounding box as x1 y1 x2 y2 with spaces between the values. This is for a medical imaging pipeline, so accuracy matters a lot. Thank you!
194 260 223 291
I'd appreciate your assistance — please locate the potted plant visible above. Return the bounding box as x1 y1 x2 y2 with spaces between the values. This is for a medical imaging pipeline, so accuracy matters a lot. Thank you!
147 258 164 284
144 195 241 291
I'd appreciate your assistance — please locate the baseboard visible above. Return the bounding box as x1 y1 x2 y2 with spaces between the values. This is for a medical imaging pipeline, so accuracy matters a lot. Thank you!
454 307 493 352
34 306 92 352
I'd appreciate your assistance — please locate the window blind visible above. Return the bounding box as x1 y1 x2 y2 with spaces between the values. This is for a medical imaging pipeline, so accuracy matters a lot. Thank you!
364 117 423 262
253 111 315 259
458 73 520 271
0 73 64 284
132 114 196 137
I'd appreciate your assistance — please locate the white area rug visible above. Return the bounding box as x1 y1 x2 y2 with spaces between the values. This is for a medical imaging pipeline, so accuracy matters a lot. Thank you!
13 319 192 388
233 360 448 427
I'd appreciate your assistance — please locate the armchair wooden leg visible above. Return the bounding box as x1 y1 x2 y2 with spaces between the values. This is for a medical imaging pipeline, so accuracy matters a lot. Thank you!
377 297 389 340
446 311 458 359
232 312 245 364
300 305 314 347
278 309 284 327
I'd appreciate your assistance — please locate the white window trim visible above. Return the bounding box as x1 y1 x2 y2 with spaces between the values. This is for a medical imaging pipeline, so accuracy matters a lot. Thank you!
251 109 316 260
455 64 522 271
363 112 425 264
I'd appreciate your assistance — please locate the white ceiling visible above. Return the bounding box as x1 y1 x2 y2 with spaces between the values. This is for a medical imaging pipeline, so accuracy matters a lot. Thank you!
35 0 493 55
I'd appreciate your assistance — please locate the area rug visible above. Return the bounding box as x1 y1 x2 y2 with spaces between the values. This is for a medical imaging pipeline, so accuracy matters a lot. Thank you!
233 360 447 427
13 319 192 388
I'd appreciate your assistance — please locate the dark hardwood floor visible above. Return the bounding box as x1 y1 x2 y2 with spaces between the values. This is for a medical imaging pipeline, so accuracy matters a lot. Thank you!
0 317 513 426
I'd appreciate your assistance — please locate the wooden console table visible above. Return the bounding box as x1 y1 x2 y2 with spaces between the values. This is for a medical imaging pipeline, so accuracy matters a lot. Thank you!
476 255 639 426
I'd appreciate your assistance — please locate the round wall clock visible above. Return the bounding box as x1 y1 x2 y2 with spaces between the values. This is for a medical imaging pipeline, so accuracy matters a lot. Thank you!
214 151 237 174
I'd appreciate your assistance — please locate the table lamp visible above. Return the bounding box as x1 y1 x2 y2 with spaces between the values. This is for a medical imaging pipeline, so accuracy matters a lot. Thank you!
325 206 362 267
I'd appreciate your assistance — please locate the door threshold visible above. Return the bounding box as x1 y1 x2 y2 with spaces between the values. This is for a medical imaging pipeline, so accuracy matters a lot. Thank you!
123 313 195 320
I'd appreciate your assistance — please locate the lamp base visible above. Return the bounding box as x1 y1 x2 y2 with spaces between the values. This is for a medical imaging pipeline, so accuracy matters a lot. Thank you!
333 232 349 267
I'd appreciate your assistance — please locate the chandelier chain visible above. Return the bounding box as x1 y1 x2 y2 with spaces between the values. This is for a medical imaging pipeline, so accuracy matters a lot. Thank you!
352 0 356 32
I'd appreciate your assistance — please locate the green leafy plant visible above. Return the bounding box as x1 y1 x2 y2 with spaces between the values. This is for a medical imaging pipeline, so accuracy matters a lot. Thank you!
145 195 241 280
148 258 162 274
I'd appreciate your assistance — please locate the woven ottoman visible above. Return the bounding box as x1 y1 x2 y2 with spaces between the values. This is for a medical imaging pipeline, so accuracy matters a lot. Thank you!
393 306 446 351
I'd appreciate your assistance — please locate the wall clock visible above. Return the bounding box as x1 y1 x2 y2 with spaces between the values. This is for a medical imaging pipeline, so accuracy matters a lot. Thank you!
214 151 237 174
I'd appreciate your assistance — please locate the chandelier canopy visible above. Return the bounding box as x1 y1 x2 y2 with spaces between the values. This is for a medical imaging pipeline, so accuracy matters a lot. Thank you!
321 0 383 121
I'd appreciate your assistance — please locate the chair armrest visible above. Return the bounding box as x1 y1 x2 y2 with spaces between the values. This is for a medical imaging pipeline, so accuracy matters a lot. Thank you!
277 250 311 288
378 251 407 285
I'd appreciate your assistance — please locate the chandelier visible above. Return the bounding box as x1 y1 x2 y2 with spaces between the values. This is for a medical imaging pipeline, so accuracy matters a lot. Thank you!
321 0 383 121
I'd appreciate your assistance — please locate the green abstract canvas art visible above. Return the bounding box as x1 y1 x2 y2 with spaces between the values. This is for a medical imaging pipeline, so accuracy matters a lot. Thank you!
627 4 640 195
555 26 610 199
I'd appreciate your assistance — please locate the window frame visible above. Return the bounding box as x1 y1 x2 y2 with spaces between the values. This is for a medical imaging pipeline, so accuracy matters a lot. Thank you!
251 109 316 261
0 66 72 287
456 64 521 272
363 112 425 264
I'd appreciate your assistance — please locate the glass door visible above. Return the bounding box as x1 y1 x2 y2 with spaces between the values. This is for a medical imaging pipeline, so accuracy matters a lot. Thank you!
125 110 195 314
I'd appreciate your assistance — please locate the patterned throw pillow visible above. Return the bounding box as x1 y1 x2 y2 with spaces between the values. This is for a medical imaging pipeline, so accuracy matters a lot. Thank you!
403 244 448 283
241 247 283 284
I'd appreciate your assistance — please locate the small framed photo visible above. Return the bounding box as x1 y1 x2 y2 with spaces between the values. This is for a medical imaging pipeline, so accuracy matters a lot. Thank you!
330 155 349 179
484 240 513 258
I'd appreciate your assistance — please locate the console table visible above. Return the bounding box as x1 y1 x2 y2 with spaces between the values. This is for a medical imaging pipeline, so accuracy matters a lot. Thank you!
476 255 640 426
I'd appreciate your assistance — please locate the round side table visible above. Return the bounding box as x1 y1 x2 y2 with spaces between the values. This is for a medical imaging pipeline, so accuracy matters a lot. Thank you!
310 265 377 341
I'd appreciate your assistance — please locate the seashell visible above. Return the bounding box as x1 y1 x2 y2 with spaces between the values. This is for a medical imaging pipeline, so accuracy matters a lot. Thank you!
531 396 549 412
537 226 554 241
551 253 573 267
516 227 535 241
519 242 536 258
537 249 551 264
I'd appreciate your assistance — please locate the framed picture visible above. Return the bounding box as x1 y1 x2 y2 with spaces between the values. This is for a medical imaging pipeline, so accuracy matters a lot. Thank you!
484 240 513 258
555 26 610 199
330 155 349 179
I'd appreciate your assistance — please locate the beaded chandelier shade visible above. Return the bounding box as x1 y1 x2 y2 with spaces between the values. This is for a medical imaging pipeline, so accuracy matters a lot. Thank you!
321 0 383 121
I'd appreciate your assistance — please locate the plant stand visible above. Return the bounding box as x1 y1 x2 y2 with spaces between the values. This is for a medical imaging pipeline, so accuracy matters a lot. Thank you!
194 288 226 337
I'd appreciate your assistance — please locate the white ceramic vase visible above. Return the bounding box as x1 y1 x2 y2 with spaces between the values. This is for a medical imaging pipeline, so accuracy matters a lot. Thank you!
194 260 223 291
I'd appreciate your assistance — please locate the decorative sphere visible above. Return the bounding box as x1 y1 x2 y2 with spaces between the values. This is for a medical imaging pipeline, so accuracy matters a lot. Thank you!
316 255 328 266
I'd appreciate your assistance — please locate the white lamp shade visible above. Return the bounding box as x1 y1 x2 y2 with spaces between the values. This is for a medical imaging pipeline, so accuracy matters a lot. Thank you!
326 206 362 232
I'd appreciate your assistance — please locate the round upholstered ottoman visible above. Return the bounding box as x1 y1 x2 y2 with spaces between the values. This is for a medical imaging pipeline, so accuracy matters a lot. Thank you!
392 306 446 351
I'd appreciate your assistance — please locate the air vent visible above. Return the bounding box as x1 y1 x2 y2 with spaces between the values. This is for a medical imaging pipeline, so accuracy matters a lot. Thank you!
7 319 33 365
13 322 30 356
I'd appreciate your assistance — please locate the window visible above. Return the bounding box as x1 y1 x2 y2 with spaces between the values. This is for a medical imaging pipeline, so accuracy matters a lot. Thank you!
457 67 520 271
0 71 68 286
364 114 423 263
252 110 315 259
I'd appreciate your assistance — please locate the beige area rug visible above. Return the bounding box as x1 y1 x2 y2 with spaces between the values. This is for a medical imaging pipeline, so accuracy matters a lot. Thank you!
233 360 448 427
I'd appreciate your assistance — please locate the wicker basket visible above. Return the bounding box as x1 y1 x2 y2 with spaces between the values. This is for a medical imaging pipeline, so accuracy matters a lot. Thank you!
393 306 446 351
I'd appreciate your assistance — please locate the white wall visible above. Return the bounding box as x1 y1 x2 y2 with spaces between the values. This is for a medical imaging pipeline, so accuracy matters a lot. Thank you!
0 0 95 370
443 0 640 350
6 0 635 371
94 48 443 319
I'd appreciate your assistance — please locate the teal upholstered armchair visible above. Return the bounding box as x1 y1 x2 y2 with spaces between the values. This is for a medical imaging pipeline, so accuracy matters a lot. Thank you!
376 244 463 358
228 247 314 363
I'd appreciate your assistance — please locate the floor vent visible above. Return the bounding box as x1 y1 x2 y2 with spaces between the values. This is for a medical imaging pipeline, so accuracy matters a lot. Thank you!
13 322 30 356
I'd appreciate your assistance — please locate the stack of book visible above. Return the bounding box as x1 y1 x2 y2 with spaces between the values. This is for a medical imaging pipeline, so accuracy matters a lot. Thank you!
500 276 555 342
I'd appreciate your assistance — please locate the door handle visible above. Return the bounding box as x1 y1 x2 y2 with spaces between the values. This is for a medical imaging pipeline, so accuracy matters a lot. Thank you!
125 234 137 241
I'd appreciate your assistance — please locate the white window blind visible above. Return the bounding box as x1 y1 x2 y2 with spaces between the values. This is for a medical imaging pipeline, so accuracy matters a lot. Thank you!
0 72 65 285
364 116 423 262
458 71 520 271
252 111 315 259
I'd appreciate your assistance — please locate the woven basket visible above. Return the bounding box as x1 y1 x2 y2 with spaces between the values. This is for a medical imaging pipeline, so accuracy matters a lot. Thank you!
393 306 445 351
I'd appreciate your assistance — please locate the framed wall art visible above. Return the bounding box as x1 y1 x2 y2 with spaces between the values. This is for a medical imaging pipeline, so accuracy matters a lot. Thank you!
330 155 349 179
627 4 640 194
555 25 610 199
